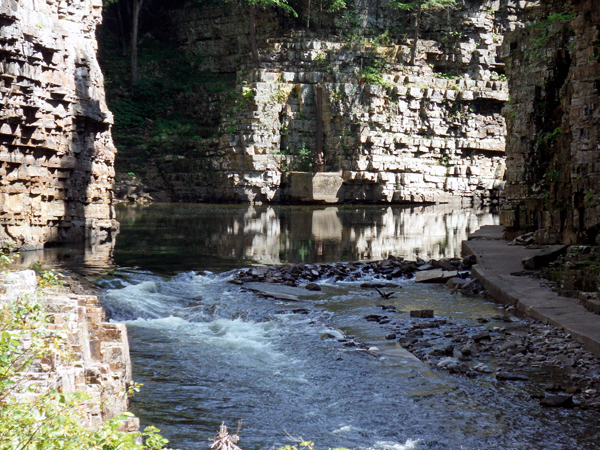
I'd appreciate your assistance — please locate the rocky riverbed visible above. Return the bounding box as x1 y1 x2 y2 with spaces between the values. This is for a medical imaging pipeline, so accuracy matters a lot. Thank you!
230 255 600 411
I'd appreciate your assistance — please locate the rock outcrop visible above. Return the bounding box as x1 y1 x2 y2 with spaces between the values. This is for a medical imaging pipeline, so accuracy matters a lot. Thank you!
104 1 525 205
0 0 118 250
500 0 600 244
0 270 135 429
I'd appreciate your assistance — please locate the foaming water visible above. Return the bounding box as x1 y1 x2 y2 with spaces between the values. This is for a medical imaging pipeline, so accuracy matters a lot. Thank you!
366 441 423 450
101 270 600 450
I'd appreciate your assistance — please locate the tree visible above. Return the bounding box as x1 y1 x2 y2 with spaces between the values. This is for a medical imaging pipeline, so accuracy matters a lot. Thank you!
391 0 456 66
304 0 347 29
103 0 147 85
243 0 297 67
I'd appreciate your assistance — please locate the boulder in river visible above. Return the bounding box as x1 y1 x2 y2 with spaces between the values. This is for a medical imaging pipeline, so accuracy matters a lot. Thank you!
462 254 477 268
415 269 458 283
256 290 300 302
540 394 574 408
496 372 529 381
473 331 491 342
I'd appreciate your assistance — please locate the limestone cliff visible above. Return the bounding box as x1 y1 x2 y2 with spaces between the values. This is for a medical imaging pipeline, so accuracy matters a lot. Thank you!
500 0 600 244
0 0 118 250
0 270 135 429
103 0 525 205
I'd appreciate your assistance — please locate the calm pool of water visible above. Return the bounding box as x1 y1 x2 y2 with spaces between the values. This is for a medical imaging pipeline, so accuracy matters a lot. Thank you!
110 203 498 273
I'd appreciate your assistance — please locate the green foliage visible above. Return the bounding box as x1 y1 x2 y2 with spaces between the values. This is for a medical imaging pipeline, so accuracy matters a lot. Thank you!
523 6 574 64
434 71 460 80
0 296 175 450
280 144 313 171
242 86 255 102
100 30 236 157
440 30 464 46
273 90 287 103
326 0 347 13
314 53 327 67
279 441 316 450
584 190 597 205
37 269 64 288
295 144 313 171
390 0 456 12
537 127 562 146
0 241 18 274
28 261 43 273
245 0 297 17
491 71 507 82
360 58 393 87
547 5 574 23
342 7 361 29
369 30 393 47
330 89 344 102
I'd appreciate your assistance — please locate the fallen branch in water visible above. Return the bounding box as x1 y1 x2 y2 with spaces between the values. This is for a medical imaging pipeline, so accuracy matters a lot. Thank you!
210 422 243 450
375 287 396 299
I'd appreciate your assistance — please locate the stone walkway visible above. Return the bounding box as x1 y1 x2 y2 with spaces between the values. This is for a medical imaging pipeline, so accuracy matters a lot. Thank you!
462 225 600 357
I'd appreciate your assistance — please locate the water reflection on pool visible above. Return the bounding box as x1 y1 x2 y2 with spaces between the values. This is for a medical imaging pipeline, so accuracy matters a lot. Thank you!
112 203 498 273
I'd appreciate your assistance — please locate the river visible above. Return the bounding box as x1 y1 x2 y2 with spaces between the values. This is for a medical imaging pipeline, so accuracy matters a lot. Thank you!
24 203 600 449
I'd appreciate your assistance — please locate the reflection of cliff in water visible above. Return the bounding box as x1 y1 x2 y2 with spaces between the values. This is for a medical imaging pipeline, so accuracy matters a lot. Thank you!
113 204 498 272
282 204 498 263
15 233 117 276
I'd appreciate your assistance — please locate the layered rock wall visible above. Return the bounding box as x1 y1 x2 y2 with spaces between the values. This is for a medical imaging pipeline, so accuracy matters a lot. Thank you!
500 0 600 244
154 0 522 204
0 270 135 429
0 0 118 250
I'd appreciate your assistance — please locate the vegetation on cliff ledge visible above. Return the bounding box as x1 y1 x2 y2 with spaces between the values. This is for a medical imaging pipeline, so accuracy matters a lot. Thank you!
0 248 173 450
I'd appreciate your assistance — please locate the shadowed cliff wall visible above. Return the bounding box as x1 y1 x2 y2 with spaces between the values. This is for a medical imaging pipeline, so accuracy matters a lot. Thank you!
501 0 600 244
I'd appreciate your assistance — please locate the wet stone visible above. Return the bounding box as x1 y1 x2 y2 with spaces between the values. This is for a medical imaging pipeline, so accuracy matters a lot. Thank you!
540 394 575 408
378 305 398 312
460 344 475 356
365 314 387 322
405 329 424 337
410 310 434 318
473 331 491 342
496 372 529 381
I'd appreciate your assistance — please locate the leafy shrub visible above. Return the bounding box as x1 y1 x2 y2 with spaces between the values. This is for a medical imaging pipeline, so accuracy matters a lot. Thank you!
0 296 174 450
360 59 393 88
0 241 18 274
37 269 64 288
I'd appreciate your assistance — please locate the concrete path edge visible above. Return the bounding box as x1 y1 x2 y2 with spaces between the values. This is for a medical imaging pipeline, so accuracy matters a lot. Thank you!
463 225 600 357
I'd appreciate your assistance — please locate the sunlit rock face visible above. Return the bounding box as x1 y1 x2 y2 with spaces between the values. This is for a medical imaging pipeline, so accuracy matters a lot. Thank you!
500 0 600 244
0 0 118 250
154 0 525 205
